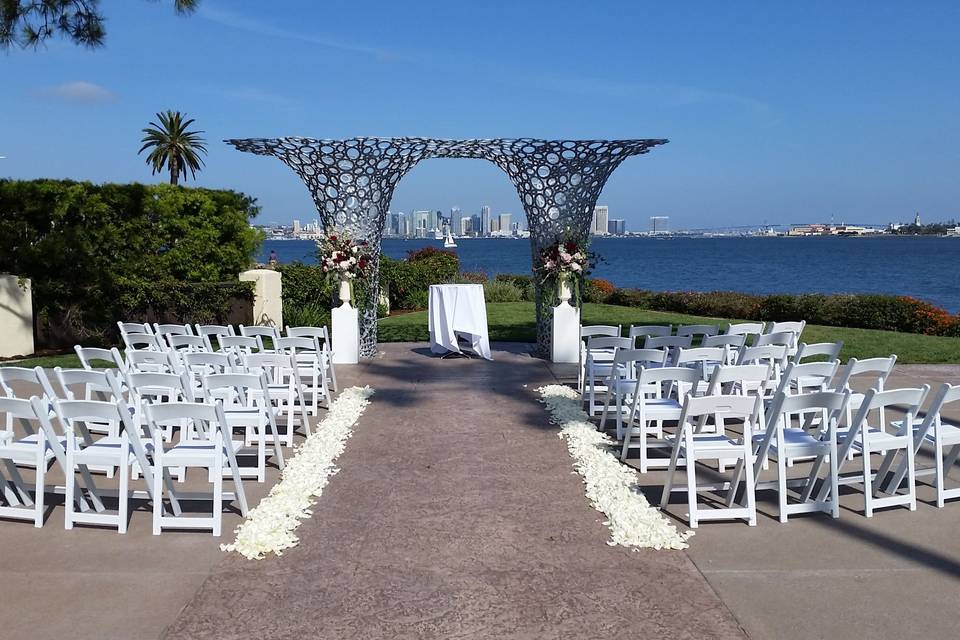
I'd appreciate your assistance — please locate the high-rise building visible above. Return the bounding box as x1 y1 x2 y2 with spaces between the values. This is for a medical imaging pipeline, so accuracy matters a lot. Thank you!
650 216 669 234
292 219 301 235
470 214 481 236
608 219 626 235
498 213 512 235
480 205 491 237
490 218 500 233
459 216 472 236
450 207 461 233
593 206 609 236
396 212 408 237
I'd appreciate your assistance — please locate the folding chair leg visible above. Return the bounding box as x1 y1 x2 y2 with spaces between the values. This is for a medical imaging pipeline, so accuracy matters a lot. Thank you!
863 445 873 517
118 436 130 534
777 455 789 523
212 451 223 538
686 455 699 529
906 444 917 511
34 447 45 528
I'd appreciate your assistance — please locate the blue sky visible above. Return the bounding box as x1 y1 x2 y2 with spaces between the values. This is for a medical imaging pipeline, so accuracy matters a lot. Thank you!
2 0 959 229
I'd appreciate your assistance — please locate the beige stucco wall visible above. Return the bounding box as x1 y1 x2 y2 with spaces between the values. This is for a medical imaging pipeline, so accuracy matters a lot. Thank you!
239 269 283 328
0 275 35 358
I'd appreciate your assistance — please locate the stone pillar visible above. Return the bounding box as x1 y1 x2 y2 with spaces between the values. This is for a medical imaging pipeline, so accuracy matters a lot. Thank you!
0 275 35 358
239 269 283 328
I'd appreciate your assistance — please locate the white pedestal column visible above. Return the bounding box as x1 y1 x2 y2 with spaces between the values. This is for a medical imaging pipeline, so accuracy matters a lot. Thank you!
551 301 580 363
331 302 359 364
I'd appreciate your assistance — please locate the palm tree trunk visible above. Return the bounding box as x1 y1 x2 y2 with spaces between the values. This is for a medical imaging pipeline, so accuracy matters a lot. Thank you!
170 155 179 185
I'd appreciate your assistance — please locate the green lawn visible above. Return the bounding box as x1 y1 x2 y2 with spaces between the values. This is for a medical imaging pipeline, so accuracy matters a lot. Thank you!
379 302 960 364
6 302 960 367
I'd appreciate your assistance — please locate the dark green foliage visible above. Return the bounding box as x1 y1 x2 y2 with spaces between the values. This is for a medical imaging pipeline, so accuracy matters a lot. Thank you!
483 280 523 303
275 263 333 310
380 250 460 310
0 179 262 346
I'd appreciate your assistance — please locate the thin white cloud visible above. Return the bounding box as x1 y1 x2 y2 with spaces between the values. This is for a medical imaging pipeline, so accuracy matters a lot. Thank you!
34 81 117 104
198 5 408 62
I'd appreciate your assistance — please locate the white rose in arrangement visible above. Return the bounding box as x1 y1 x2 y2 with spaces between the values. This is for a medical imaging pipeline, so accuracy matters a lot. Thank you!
571 263 582 272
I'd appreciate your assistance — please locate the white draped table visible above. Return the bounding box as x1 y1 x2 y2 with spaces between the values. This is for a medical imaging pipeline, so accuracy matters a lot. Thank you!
428 284 493 360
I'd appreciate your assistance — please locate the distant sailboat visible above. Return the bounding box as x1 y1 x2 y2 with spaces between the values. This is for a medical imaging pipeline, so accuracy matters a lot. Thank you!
444 225 457 248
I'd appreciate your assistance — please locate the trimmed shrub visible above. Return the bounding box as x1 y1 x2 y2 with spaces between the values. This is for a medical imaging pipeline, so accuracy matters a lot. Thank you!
283 301 331 329
495 274 536 301
483 280 523 303
401 289 430 310
0 179 263 347
380 250 460 310
583 278 616 303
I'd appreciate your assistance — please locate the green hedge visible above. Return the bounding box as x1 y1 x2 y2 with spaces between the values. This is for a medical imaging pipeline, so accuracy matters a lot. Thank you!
381 247 459 310
0 179 263 347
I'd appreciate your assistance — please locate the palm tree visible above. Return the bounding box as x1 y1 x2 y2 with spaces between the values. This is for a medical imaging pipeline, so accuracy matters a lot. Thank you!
139 110 207 186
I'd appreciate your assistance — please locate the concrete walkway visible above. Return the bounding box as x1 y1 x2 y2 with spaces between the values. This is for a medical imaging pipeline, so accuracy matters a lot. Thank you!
164 343 745 639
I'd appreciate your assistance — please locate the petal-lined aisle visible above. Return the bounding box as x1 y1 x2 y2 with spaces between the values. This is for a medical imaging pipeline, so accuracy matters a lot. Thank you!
164 343 744 639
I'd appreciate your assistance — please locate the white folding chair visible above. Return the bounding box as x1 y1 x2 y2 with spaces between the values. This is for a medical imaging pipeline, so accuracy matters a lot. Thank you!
832 356 898 433
146 402 249 536
725 322 766 345
286 325 337 392
884 384 960 507
676 346 729 386
744 390 849 522
764 321 806 357
0 366 58 401
619 366 703 470
121 332 165 352
578 325 621 391
117 322 153 337
702 334 746 365
124 349 178 374
599 348 667 439
582 336 633 415
795 341 843 364
816 386 929 517
218 335 260 360
201 372 286 482
275 336 329 415
241 352 311 447
660 393 760 528
153 323 193 338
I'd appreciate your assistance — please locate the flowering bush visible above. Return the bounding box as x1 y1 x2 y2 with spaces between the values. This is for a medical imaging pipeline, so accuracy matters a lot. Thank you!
317 234 372 280
537 236 589 283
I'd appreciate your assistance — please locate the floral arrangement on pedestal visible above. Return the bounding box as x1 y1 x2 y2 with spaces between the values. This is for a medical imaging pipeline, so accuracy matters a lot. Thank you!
536 234 591 304
318 233 372 305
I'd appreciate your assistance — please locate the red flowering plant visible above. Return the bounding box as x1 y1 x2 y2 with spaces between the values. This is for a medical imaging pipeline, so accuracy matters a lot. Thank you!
317 233 372 281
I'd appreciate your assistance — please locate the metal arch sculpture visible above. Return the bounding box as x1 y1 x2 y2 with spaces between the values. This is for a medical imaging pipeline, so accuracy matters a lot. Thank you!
225 136 667 356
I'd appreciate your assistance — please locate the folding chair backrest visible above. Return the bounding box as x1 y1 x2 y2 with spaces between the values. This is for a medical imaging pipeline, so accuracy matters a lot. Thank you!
676 347 727 366
153 323 193 337
766 320 806 337
676 324 720 339
795 342 843 363
74 346 125 371
628 325 671 339
286 326 330 345
702 334 746 349
680 392 760 426
53 398 126 443
777 360 840 394
0 366 57 400
725 322 766 337
917 384 960 434
117 321 152 337
737 344 789 367
586 336 633 351
754 331 795 348
644 335 693 350
765 390 850 436
703 363 773 395
0 395 42 435
145 401 225 443
274 336 319 353
239 325 280 351
125 349 176 374
53 367 113 401
182 351 234 376
581 325 620 339
833 356 897 393
123 333 164 351
638 365 703 387
166 334 207 352
201 372 266 407
218 335 259 356
196 324 235 351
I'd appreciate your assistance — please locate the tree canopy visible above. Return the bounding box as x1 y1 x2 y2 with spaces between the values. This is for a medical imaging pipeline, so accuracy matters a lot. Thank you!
0 0 198 49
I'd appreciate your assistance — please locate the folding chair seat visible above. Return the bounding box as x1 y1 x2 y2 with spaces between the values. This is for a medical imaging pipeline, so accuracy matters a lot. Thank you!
619 366 703 470
582 336 633 415
884 384 960 507
659 394 760 527
743 390 849 522
201 372 286 482
146 402 248 536
815 386 929 517
286 325 338 392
